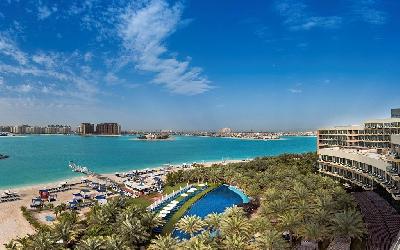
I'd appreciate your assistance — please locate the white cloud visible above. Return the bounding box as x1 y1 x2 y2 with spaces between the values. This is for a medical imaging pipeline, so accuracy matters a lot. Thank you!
84 52 93 62
32 52 57 68
352 0 387 25
276 0 342 31
0 34 28 64
288 88 302 94
104 72 122 85
118 0 212 95
17 84 33 93
38 4 57 20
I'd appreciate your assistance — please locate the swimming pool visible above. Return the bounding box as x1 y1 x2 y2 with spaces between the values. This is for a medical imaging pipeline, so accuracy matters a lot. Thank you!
173 185 249 238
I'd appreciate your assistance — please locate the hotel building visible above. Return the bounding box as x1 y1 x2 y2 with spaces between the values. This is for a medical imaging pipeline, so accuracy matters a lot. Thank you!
317 110 400 200
80 123 95 135
95 123 121 135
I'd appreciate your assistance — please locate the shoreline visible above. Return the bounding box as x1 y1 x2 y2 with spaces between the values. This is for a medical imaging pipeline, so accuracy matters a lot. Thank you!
0 158 249 192
0 158 247 246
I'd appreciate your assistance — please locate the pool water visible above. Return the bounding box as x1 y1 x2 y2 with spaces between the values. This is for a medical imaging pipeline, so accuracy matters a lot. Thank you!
173 185 248 239
45 215 55 222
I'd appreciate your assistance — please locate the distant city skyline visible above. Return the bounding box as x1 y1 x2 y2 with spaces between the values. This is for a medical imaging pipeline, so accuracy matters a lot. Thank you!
0 0 399 131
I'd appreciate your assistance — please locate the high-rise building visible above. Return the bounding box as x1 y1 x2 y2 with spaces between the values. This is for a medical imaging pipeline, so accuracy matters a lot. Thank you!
80 123 95 135
95 123 121 135
392 108 400 118
317 109 400 200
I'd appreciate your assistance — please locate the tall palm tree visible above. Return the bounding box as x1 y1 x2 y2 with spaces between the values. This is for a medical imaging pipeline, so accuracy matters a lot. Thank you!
105 234 129 250
254 230 289 250
329 210 366 240
180 235 215 250
298 222 327 249
31 231 56 250
222 234 248 250
148 234 179 250
204 213 222 231
277 210 300 241
220 214 251 239
140 212 163 229
54 203 67 217
118 216 150 246
4 240 20 250
224 206 245 218
176 215 205 237
293 183 309 201
52 220 80 248
76 236 106 250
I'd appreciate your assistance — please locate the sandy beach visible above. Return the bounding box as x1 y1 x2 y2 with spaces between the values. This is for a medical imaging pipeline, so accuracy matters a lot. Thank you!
0 158 246 247
0 176 94 247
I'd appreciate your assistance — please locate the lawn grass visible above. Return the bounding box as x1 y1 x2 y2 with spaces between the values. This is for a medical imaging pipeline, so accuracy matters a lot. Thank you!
163 182 188 195
127 194 158 208
161 183 219 235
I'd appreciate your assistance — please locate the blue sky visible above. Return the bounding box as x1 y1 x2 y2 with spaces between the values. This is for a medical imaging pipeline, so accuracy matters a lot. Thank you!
0 0 399 131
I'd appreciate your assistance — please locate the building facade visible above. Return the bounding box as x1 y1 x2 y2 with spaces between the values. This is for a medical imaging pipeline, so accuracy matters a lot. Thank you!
317 110 400 200
95 123 121 135
80 123 95 135
392 108 400 118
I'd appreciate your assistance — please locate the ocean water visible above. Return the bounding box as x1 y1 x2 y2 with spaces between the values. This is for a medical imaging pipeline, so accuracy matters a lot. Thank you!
0 135 316 188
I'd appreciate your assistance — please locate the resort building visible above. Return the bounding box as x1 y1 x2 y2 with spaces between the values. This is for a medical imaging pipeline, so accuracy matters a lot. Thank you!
317 109 400 200
96 123 121 135
80 123 95 135
392 108 400 118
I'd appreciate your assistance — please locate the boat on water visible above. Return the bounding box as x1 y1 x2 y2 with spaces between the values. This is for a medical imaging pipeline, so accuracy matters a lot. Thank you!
68 161 91 174
0 154 9 160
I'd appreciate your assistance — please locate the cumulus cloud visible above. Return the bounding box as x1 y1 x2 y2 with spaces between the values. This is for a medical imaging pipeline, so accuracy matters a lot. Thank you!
118 0 212 95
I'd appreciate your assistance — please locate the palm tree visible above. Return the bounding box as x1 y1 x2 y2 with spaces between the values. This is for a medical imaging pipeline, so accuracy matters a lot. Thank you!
277 211 300 242
222 234 248 250
4 240 20 250
118 216 150 246
329 210 366 240
254 230 289 250
224 206 245 218
293 183 309 200
105 234 129 250
204 213 222 231
180 235 215 250
148 234 178 250
54 203 66 217
52 220 80 248
298 222 327 249
220 214 251 239
140 212 163 229
176 215 205 237
31 231 56 250
76 236 106 250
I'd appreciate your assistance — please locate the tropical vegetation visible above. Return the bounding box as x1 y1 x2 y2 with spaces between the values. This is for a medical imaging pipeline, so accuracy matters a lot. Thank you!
165 153 366 248
6 153 366 249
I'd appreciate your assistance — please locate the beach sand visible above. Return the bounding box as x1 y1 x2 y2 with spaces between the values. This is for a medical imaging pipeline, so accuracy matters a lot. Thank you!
0 176 89 247
0 159 247 247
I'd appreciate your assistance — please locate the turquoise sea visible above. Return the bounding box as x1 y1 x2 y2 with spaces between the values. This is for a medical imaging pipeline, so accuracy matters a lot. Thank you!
0 135 316 189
